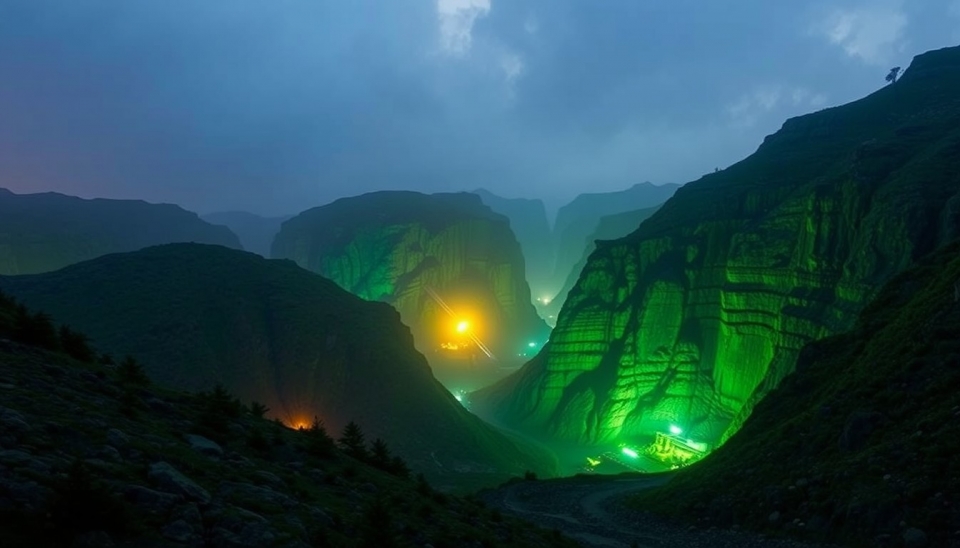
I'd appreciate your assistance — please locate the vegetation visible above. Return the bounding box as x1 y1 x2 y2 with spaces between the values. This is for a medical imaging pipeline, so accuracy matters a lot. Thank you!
632 240 960 546
0 293 577 547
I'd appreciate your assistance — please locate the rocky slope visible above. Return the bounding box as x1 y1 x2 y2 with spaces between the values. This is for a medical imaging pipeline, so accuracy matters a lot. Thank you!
473 45 960 449
202 211 293 258
0 292 576 548
633 239 960 547
272 191 549 362
0 244 557 490
549 182 680 296
472 189 554 307
0 188 241 275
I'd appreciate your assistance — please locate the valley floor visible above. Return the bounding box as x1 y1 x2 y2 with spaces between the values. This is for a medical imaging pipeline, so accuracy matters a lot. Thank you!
480 474 837 548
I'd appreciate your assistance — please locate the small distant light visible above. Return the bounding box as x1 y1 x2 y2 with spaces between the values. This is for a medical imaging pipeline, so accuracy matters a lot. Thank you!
527 342 536 348
669 425 683 435
454 393 463 402
621 447 639 459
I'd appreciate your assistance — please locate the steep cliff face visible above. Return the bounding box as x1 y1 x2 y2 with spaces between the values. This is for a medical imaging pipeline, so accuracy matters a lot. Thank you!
0 189 241 275
0 244 557 488
272 191 549 361
635 240 960 546
541 206 661 325
472 189 554 304
549 182 680 296
474 45 960 448
202 211 293 257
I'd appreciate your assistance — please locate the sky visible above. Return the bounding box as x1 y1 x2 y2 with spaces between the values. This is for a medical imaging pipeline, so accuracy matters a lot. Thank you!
1 1 959 216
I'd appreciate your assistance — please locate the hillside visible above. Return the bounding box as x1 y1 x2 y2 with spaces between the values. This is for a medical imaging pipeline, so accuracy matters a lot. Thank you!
271 191 550 365
0 244 557 490
0 188 241 275
0 291 576 548
472 45 960 451
203 211 293 258
633 239 960 547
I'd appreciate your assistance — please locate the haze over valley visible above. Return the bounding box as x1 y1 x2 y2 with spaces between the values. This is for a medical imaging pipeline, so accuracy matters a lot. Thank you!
2 2 960 547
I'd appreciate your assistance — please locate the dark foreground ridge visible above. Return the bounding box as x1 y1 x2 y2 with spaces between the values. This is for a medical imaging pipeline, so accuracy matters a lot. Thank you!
0 290 578 548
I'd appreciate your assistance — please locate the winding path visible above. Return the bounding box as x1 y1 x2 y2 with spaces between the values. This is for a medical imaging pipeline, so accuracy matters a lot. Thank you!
480 475 831 548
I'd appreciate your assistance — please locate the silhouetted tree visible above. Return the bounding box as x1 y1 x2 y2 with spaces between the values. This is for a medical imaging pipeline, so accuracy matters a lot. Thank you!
14 306 59 350
338 421 369 461
117 355 150 385
59 325 95 363
388 455 410 478
248 400 269 418
886 66 901 84
306 416 337 458
370 438 391 469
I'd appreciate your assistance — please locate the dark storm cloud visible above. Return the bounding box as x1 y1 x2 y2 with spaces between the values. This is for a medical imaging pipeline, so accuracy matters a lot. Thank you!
1 1 958 215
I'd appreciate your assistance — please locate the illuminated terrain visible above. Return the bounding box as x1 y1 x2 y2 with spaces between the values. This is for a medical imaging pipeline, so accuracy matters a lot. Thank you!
472 45 960 462
272 190 551 392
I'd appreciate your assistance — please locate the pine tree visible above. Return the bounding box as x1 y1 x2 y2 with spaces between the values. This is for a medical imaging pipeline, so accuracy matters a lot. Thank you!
306 416 336 458
248 401 269 418
370 438 391 469
338 421 369 461
59 325 95 363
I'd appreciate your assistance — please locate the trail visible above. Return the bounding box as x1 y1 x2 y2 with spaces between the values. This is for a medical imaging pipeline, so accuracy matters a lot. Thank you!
480 475 832 548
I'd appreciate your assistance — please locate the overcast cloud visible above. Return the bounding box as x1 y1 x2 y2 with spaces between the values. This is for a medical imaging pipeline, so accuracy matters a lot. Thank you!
1 1 958 215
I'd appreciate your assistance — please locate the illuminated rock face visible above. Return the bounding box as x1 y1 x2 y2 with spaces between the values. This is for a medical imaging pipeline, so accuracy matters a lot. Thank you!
550 182 680 295
476 46 960 447
0 188 241 275
272 191 549 358
0 244 557 485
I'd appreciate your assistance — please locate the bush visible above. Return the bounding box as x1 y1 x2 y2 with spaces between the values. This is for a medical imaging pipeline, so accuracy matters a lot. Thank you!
58 325 95 363
117 356 150 386
47 460 131 541
306 417 337 458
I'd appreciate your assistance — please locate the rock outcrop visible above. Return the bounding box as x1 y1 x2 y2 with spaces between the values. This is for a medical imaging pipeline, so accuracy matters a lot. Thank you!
272 191 549 360
0 189 241 275
202 211 293 258
473 45 960 448
0 244 557 487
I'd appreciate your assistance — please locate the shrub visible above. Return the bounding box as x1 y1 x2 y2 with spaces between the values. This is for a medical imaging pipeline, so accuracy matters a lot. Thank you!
117 356 150 385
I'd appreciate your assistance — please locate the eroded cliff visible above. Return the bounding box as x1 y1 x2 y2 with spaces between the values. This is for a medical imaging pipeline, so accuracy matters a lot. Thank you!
473 45 960 449
272 191 549 361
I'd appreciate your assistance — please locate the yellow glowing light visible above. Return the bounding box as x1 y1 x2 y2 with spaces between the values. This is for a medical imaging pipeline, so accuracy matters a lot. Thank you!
456 320 470 333
586 457 601 467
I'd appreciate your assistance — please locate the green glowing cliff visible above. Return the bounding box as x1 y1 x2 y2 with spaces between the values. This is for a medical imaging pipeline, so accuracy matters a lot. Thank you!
473 45 960 448
0 188 241 275
272 191 550 360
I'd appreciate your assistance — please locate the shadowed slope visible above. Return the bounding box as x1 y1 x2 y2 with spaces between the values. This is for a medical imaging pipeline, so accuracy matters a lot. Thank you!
0 244 557 489
0 188 241 275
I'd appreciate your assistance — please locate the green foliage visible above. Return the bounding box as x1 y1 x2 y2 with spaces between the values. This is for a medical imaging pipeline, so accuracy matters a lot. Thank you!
338 421 369 461
248 400 269 418
305 416 336 458
195 384 243 441
117 355 150 386
58 325 95 363
14 306 59 350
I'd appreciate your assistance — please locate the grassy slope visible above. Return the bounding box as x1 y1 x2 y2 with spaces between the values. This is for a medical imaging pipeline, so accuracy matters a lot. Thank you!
0 293 577 548
633 240 960 546
0 244 557 491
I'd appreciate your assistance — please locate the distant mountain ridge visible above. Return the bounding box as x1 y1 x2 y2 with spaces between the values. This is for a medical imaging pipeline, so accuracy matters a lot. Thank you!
203 210 293 258
0 188 241 275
